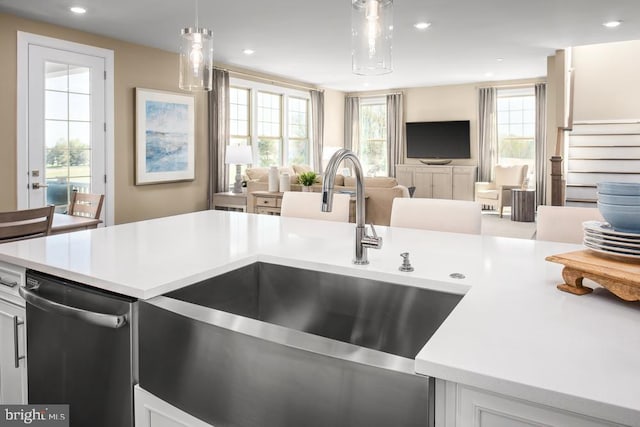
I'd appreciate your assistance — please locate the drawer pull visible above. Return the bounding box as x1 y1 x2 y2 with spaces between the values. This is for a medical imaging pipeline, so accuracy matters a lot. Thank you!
14 316 25 368
0 277 18 288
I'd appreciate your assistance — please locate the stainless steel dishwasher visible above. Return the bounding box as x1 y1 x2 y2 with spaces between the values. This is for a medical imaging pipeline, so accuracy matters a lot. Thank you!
20 270 137 427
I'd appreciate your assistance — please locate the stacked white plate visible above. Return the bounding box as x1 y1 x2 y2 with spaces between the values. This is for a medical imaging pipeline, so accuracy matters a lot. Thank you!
583 220 640 260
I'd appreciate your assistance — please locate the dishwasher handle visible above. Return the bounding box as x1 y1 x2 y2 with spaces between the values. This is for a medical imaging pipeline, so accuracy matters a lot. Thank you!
19 286 128 329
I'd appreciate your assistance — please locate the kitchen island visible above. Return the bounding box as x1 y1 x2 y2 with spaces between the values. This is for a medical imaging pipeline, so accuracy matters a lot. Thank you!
0 210 638 426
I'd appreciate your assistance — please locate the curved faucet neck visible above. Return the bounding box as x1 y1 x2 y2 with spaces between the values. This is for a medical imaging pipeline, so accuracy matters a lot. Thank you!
321 149 366 228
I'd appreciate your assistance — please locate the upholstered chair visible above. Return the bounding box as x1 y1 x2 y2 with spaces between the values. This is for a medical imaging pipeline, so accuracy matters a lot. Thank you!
536 205 604 244
280 191 350 222
475 165 528 217
390 198 482 235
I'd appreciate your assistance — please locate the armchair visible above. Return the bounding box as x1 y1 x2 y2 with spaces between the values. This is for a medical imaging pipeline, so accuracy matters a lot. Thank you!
475 165 528 217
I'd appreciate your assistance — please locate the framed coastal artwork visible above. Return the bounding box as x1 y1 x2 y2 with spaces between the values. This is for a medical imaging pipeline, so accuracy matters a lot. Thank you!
135 88 195 184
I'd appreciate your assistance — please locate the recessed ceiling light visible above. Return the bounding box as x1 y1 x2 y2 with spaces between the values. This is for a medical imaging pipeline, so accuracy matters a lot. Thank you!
496 58 504 62
414 22 431 30
484 72 494 77
603 20 622 28
243 49 255 55
70 6 86 14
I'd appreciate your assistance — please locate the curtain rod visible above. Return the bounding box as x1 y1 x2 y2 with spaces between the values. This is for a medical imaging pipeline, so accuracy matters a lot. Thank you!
347 91 404 97
215 67 323 93
476 81 545 90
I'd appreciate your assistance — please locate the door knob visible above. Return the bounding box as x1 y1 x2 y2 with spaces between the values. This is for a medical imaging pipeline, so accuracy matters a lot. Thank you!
31 182 49 189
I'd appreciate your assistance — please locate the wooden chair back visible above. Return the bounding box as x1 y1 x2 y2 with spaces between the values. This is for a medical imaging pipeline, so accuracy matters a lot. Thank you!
69 192 104 219
0 206 55 243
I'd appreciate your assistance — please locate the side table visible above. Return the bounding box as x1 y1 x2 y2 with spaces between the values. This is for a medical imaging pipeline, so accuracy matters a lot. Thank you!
212 192 247 212
252 191 283 215
511 189 536 222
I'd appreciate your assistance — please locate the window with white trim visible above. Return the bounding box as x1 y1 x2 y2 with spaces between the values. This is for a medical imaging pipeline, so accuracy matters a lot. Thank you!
357 97 388 176
497 87 535 187
227 78 311 186
228 86 251 185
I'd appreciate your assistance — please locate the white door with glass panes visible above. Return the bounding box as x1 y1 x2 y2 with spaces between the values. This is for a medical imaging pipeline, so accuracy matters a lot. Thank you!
25 45 106 218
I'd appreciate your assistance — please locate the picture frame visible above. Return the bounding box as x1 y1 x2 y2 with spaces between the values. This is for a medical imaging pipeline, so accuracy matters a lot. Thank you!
135 88 195 185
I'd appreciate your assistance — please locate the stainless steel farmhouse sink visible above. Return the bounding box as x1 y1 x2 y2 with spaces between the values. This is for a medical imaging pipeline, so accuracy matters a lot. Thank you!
139 262 463 427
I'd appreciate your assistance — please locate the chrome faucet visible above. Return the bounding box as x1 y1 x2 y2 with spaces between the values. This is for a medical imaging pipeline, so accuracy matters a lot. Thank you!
322 149 382 265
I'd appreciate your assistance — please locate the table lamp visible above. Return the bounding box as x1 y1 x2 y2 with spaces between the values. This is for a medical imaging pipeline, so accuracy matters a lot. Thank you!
225 145 253 194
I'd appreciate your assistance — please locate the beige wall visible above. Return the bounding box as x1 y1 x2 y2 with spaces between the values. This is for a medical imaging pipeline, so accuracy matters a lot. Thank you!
323 89 345 148
0 13 209 224
404 84 478 167
572 40 640 121
402 78 544 168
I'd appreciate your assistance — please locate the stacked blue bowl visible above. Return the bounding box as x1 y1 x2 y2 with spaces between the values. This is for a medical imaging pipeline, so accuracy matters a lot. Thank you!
596 182 640 233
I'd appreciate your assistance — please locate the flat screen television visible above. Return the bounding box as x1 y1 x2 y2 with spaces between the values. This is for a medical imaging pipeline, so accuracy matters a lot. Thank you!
405 120 471 159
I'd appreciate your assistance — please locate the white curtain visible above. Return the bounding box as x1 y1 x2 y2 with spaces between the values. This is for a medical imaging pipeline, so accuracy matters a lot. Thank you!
386 93 404 177
478 87 497 182
208 69 230 202
344 96 359 152
535 83 547 206
310 90 324 173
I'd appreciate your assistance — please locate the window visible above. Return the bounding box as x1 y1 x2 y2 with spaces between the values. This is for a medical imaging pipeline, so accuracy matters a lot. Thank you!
256 91 282 166
230 87 250 146
497 88 535 187
287 97 309 165
358 98 387 176
45 62 93 211
228 78 312 186
228 87 250 185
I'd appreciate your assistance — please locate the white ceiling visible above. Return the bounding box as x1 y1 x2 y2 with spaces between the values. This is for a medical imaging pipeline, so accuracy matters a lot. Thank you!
2 0 640 92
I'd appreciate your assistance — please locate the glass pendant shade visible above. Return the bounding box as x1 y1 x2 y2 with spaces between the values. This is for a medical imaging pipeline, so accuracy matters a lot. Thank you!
179 27 213 91
351 0 393 75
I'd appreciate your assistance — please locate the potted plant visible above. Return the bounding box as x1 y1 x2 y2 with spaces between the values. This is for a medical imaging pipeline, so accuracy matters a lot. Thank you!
298 171 317 192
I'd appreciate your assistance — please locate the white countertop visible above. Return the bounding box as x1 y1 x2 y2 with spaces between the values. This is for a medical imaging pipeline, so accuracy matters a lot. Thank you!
0 210 638 425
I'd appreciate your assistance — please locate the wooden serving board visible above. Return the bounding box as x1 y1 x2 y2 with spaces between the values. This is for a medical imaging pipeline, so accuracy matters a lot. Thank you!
545 250 640 301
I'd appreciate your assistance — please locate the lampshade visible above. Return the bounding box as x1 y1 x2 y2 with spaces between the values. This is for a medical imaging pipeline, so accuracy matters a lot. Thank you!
225 145 253 164
351 0 393 76
179 0 213 91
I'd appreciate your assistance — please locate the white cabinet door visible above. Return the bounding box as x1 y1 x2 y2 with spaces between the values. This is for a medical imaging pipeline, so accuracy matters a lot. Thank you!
414 170 434 198
396 165 414 188
432 169 453 199
439 381 623 427
0 299 27 404
135 386 213 427
453 166 477 201
397 165 458 199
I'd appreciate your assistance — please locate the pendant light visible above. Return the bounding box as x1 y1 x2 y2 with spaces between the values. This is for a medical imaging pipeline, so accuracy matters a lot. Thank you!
351 0 393 75
179 0 213 91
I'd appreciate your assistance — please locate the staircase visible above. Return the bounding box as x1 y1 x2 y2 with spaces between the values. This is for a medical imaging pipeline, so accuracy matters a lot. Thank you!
565 121 640 207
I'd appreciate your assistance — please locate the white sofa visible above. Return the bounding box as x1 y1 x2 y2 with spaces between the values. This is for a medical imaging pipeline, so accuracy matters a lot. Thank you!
244 167 409 225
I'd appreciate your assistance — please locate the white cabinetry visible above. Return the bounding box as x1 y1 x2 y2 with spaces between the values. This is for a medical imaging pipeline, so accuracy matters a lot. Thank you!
453 167 477 200
0 262 27 404
135 386 213 427
397 165 477 200
414 167 452 199
436 380 622 427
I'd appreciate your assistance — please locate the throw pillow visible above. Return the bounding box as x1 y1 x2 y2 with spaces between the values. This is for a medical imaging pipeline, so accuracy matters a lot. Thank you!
292 164 313 174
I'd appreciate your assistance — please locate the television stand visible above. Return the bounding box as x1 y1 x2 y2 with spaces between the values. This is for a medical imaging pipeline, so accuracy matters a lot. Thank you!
396 164 477 200
419 159 452 165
